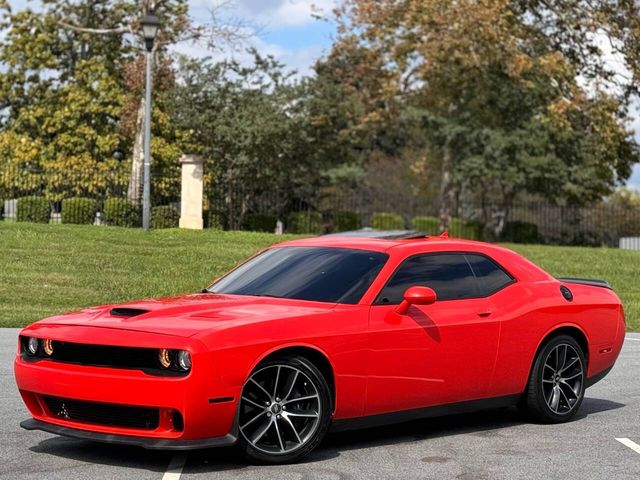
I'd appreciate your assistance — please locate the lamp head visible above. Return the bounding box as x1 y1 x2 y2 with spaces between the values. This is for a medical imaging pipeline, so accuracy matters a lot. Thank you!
141 12 160 51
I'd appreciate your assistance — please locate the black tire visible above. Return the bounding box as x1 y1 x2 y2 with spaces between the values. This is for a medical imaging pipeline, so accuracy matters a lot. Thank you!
522 334 586 423
236 355 332 464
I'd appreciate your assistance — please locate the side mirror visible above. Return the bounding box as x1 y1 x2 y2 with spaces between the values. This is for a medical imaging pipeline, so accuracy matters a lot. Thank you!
394 286 437 315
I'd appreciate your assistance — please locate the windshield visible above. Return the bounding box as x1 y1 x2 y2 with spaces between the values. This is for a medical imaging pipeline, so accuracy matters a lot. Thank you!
208 246 388 304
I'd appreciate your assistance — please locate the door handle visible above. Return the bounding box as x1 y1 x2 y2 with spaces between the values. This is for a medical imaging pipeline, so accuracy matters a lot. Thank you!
477 310 492 318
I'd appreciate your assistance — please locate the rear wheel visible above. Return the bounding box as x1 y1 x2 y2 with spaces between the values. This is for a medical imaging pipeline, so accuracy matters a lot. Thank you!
522 335 586 423
237 356 332 464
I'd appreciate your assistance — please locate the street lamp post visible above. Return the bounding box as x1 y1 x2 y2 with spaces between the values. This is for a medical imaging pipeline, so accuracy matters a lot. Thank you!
141 12 160 230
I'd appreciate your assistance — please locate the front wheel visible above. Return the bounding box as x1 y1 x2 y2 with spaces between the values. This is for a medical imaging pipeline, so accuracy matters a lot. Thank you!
236 356 332 464
522 335 586 423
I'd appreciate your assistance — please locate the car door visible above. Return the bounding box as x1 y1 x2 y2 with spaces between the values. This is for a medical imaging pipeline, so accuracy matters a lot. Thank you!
365 252 512 416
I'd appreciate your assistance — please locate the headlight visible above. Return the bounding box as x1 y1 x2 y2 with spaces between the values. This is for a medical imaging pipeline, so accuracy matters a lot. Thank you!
157 348 191 372
26 337 39 356
177 350 191 371
158 348 172 369
42 339 54 356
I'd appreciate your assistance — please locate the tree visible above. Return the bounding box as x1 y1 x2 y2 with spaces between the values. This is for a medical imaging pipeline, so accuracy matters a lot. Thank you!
171 52 322 228
0 1 131 199
0 0 248 202
51 0 250 200
305 39 436 216
332 0 640 233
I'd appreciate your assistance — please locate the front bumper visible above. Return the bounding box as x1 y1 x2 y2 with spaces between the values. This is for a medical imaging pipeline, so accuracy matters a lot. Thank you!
20 418 237 450
15 325 241 446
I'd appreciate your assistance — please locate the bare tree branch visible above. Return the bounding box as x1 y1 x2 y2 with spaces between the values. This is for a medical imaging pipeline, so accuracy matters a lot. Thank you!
57 20 133 36
59 0 255 53
154 0 255 51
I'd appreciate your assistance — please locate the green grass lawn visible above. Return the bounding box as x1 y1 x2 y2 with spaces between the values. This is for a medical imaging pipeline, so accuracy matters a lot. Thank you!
1 222 638 330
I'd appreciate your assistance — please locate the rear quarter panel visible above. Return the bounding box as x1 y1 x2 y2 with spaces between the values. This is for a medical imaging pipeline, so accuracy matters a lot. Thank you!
489 280 623 397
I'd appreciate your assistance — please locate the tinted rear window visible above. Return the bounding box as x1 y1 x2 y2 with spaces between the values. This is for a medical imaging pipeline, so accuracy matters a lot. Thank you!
466 254 514 297
209 247 388 304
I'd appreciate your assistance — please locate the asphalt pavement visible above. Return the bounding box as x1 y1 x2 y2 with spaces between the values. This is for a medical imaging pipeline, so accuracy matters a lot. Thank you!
1 328 639 480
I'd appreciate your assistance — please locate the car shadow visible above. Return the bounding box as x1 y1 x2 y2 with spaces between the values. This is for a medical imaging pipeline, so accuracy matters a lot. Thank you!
573 396 625 419
29 437 180 473
27 396 624 473
319 397 624 455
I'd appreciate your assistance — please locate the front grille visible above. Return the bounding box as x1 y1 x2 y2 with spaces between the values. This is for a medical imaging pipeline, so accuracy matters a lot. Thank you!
19 338 188 376
49 341 158 370
44 396 159 430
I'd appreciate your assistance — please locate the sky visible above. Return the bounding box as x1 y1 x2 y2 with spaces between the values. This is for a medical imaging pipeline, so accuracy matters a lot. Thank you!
180 0 338 75
4 0 640 187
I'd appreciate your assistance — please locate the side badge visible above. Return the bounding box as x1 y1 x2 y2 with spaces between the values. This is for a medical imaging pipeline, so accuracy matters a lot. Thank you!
560 285 573 302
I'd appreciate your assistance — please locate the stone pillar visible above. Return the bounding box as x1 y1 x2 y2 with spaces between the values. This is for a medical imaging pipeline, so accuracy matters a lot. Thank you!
179 154 204 230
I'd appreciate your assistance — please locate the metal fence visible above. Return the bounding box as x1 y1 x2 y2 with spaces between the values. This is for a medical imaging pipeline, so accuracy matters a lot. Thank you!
1 166 640 247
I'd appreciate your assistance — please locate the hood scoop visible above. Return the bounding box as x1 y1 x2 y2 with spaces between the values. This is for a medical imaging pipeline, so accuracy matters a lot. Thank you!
109 307 150 318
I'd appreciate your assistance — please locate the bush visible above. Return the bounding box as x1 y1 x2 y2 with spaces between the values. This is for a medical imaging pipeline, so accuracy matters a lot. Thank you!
545 229 603 247
450 218 482 240
103 198 141 228
151 205 180 229
243 213 277 232
501 221 540 244
61 197 99 225
16 196 51 224
412 216 440 235
371 212 404 230
206 210 225 230
332 210 362 232
287 211 323 234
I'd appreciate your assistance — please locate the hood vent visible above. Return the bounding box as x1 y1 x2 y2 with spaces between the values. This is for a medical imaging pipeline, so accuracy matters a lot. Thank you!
109 307 150 318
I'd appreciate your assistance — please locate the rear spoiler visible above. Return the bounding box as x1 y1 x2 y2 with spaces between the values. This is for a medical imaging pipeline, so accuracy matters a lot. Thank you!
557 277 612 290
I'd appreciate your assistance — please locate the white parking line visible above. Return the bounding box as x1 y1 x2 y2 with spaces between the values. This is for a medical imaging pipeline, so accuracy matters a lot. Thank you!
162 454 187 480
615 438 640 455
625 337 640 342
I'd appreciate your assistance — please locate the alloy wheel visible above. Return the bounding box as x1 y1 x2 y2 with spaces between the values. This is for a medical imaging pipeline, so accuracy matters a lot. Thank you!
541 343 584 415
239 364 322 455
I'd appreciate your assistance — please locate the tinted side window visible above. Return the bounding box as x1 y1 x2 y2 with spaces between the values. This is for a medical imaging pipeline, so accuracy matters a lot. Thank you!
377 254 477 303
466 254 513 296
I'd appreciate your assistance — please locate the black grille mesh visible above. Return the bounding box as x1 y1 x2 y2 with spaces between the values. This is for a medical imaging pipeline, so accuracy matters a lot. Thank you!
44 396 159 430
50 341 158 370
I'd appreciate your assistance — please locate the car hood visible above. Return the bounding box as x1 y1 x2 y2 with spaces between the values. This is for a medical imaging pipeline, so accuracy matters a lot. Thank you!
34 294 337 337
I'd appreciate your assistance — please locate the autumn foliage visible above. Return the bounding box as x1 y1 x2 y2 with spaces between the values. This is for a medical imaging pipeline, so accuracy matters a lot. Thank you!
0 0 639 231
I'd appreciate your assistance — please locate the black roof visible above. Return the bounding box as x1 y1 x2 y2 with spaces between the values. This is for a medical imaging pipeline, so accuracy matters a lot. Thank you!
324 228 427 240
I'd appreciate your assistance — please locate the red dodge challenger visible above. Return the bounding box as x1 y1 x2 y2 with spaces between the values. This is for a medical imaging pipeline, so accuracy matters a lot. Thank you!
15 230 625 463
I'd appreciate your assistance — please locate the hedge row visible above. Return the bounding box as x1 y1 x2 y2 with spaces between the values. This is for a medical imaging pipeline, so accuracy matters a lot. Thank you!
4 196 179 229
3 198 487 239
412 215 440 234
151 205 179 229
371 212 404 230
8 197 180 230
103 198 141 227
61 197 99 225
16 196 52 223
367 213 483 240
198 210 484 238
6 197 530 241
203 210 361 234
